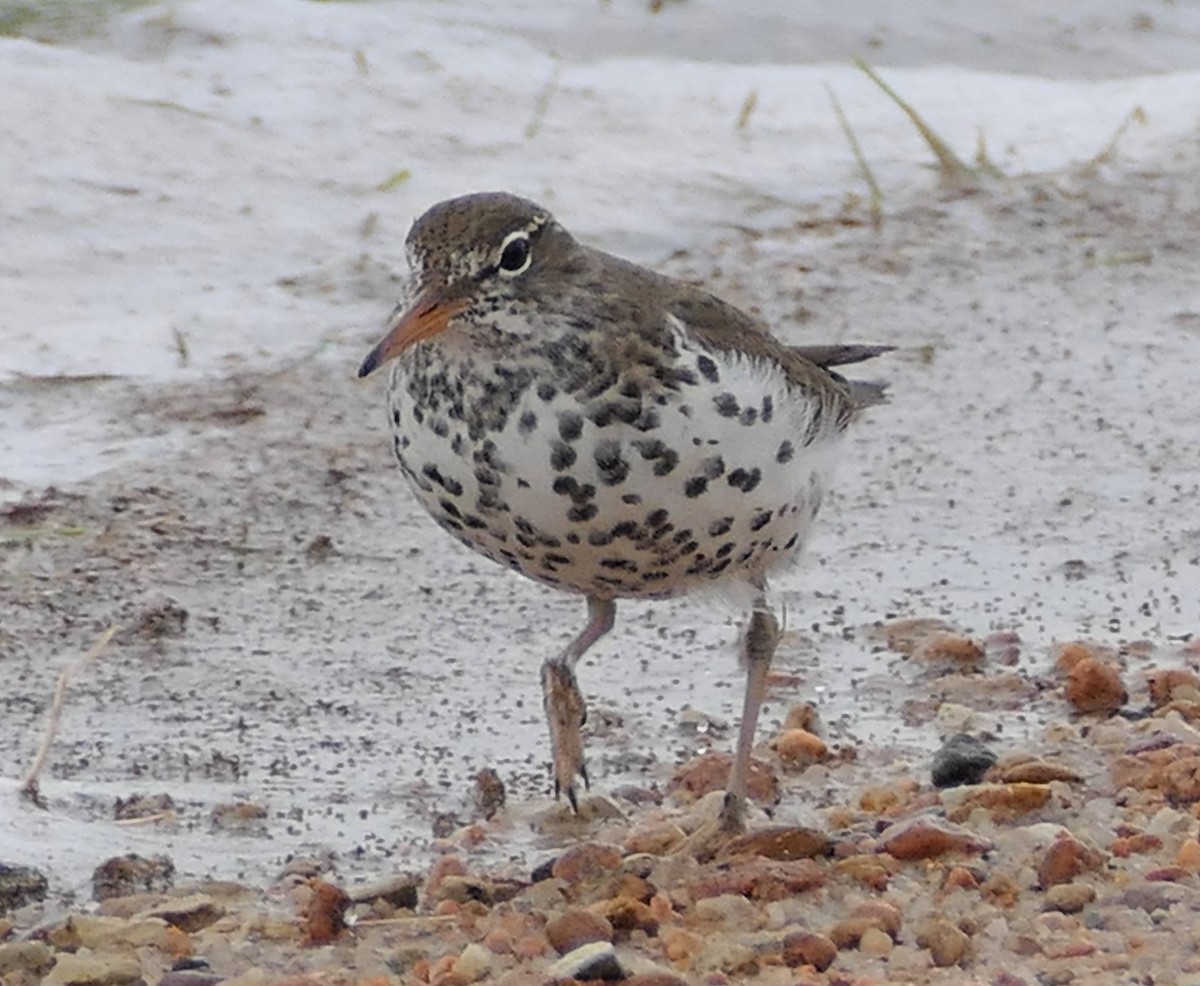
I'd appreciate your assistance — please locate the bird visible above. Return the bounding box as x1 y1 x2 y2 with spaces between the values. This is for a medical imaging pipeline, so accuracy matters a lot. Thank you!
358 191 890 832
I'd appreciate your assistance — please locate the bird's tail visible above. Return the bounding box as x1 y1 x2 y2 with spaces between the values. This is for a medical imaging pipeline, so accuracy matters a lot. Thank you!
794 343 893 409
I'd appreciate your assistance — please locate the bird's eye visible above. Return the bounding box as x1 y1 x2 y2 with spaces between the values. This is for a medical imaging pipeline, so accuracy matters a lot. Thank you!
497 231 532 276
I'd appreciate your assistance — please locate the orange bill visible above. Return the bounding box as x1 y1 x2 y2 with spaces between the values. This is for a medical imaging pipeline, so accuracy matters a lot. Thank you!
357 290 466 378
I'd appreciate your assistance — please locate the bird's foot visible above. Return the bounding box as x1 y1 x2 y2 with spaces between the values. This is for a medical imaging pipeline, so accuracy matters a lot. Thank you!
541 660 589 812
671 790 754 861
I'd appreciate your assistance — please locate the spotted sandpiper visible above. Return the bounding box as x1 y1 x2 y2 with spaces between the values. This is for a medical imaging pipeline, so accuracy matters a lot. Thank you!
359 192 890 829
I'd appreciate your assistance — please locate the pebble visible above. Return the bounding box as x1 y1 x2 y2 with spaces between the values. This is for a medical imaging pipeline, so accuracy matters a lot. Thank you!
694 893 762 930
917 632 986 670
721 825 832 861
347 874 421 909
545 907 613 953
43 949 142 985
876 816 992 860
547 940 625 982
931 732 998 788
993 757 1082 784
0 940 53 978
0 862 48 913
1065 657 1127 714
1044 883 1098 913
451 942 493 983
916 916 970 967
92 854 175 901
781 930 837 971
1147 668 1200 706
550 843 623 884
944 782 1052 822
769 728 828 768
859 925 895 956
1176 837 1200 870
1038 831 1106 888
623 821 686 855
668 751 779 804
687 858 826 902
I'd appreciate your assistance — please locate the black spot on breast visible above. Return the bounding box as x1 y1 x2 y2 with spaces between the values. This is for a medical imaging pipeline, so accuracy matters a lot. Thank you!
450 434 464 455
716 541 735 558
696 354 719 382
518 410 537 435
431 417 450 438
728 467 762 493
537 382 557 402
552 476 596 503
599 557 638 572
684 476 708 498
517 478 530 489
641 571 670 583
550 441 576 471
588 529 614 546
621 492 643 505
685 556 712 575
566 532 580 544
423 464 463 497
620 379 641 400
761 395 774 423
701 455 725 480
708 517 733 537
594 439 630 486
714 393 739 417
710 557 732 575
750 509 773 532
612 520 639 538
738 406 758 427
671 528 694 545
588 404 615 428
544 552 571 566
776 440 794 464
784 533 800 550
412 406 424 424
647 508 670 528
463 514 489 530
568 502 599 522
391 408 401 426
438 498 462 519
558 411 584 442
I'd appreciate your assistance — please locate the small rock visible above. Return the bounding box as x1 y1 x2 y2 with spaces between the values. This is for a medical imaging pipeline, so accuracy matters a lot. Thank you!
1065 657 1127 714
782 703 819 732
593 895 658 936
93 853 174 901
0 863 48 914
435 874 523 906
781 930 837 971
0 940 54 978
113 793 176 821
547 940 625 982
301 879 349 946
1044 883 1097 913
991 757 1082 785
668 751 779 804
917 632 985 670
209 801 267 831
1147 668 1200 706
1177 837 1200 870
944 782 1052 822
721 825 832 861
43 949 142 985
452 942 492 983
916 916 970 967
551 843 623 884
1038 832 1106 888
677 705 729 734
769 729 828 768
859 925 894 956
835 854 894 891
876 816 992 860
829 900 902 948
546 907 613 954
688 856 826 902
622 975 688 986
138 894 224 933
347 874 420 909
693 893 761 929
1053 641 1096 674
931 733 998 788
623 822 686 855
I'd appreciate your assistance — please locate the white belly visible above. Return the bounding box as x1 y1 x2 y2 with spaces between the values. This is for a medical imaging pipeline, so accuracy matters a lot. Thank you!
387 339 841 599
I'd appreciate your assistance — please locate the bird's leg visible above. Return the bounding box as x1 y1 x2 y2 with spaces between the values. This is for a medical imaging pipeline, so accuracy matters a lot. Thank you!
720 597 781 834
541 595 616 811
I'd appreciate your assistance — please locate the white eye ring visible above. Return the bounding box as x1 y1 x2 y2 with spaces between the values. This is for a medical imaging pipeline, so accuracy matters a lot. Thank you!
497 230 532 277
